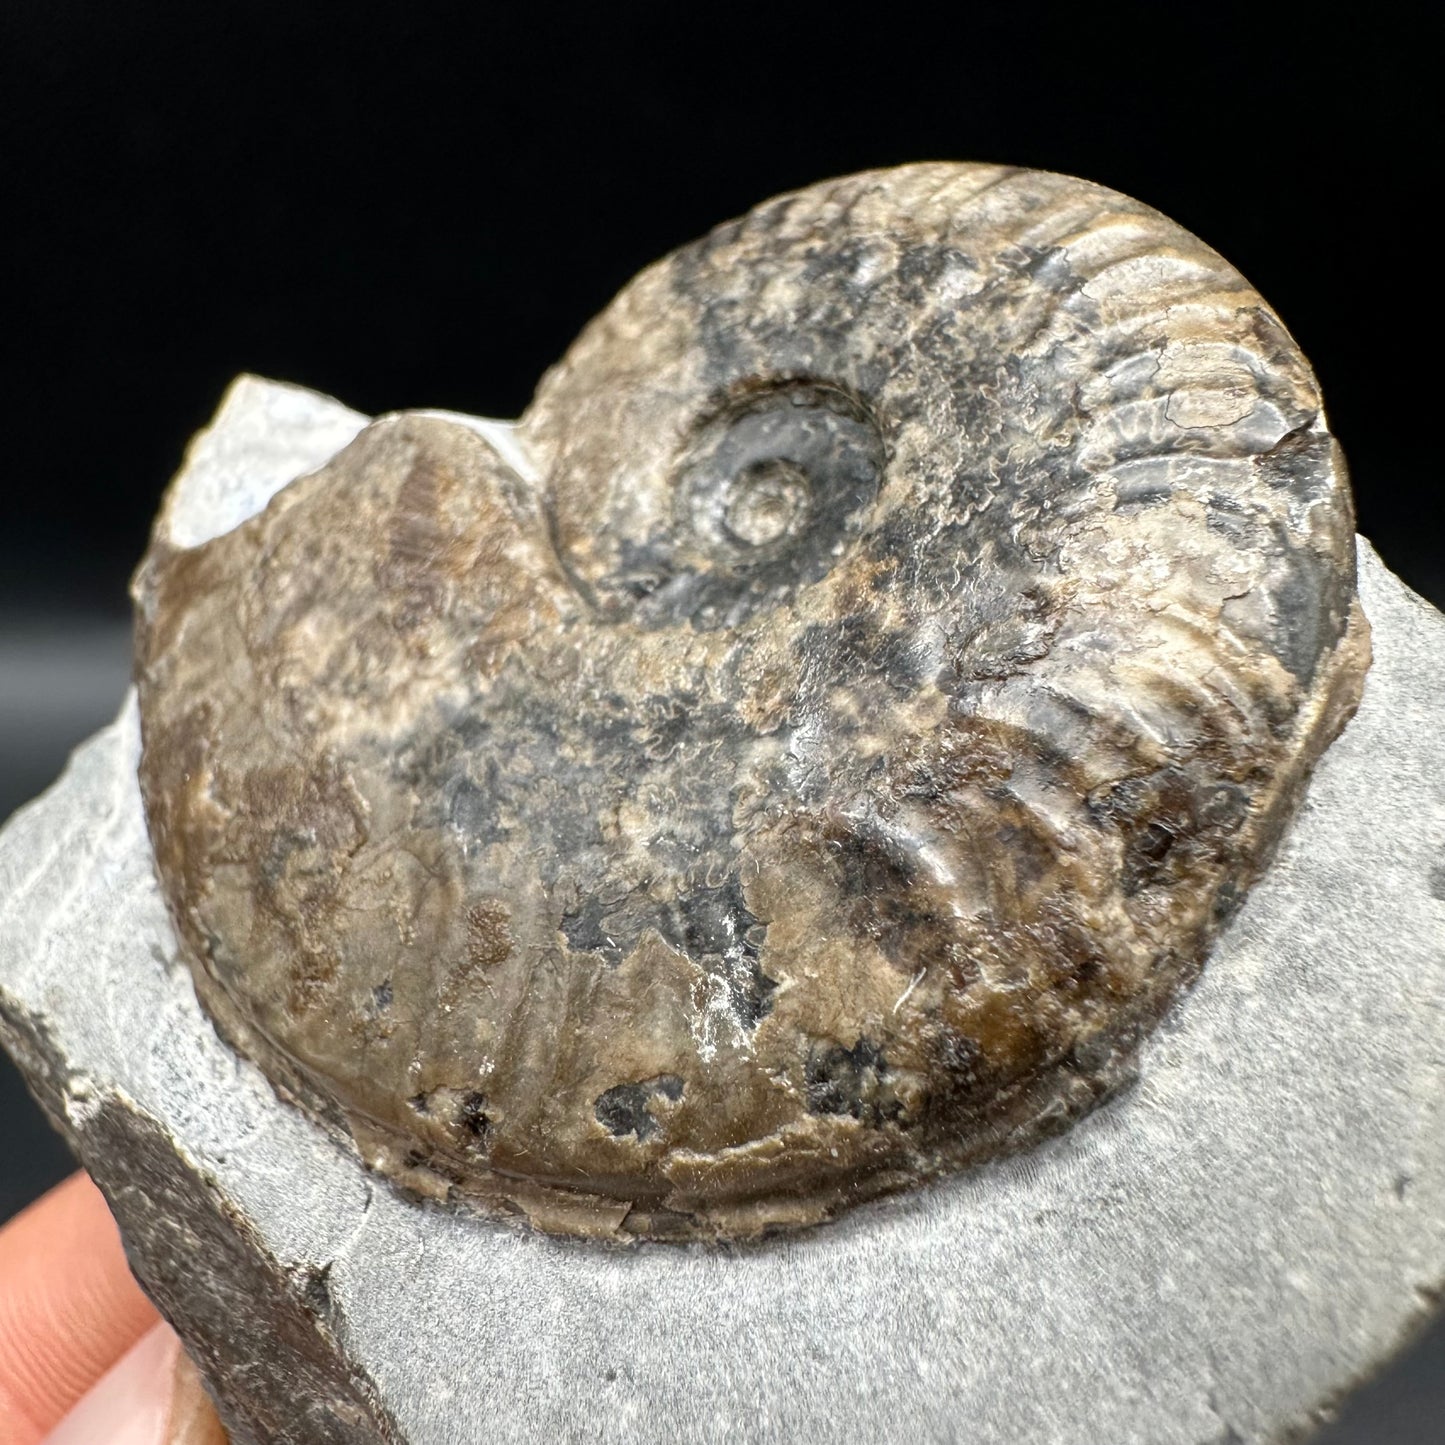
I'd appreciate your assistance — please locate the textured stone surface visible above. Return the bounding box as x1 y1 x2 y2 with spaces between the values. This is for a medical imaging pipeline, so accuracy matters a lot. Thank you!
0 377 1441 1444
132 165 1367 1238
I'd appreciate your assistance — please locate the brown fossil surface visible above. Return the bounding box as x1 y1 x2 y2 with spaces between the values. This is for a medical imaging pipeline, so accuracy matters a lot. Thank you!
133 163 1369 1240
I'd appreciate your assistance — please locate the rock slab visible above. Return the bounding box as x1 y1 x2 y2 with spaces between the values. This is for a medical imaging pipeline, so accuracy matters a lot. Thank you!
1 378 1442 1444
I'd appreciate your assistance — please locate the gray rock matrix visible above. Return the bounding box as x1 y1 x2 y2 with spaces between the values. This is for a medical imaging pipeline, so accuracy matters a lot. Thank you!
1 377 1442 1444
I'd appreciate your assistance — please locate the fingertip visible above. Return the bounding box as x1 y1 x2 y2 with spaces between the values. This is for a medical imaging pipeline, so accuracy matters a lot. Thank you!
0 1174 161 1444
34 1323 228 1445
38 1323 176 1445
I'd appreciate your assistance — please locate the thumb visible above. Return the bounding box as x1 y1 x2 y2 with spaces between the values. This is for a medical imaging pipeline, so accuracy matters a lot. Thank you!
41 1324 226 1445
0 1174 160 1444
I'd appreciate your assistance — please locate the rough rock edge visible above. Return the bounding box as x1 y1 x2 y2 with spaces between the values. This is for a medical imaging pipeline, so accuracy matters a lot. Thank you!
0 1004 401 1445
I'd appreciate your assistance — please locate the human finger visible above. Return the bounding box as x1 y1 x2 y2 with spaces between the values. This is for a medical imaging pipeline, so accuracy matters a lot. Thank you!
40 1321 226 1445
0 1174 161 1445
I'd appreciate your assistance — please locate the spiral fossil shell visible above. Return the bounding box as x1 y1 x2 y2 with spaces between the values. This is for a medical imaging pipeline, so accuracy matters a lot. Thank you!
134 163 1370 1240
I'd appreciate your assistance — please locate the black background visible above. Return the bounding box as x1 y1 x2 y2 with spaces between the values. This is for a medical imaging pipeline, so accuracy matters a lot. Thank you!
1 3 1440 623
0 3 1440 1437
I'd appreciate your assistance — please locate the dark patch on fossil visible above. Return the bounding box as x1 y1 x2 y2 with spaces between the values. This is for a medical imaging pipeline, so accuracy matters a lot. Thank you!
134 162 1369 1242
1123 821 1179 896
660 875 777 1028
1428 861 1445 903
1067 1024 1131 1077
794 611 945 697
1257 537 1341 686
660 874 763 965
403 1087 491 1148
825 816 960 969
1210 878 1245 926
805 1039 906 1126
1255 420 1333 499
561 873 779 1026
297 1261 335 1323
719 953 779 1031
595 1075 685 1141
895 241 983 301
561 892 633 965
457 1090 490 1142
1088 767 1252 899
443 773 509 848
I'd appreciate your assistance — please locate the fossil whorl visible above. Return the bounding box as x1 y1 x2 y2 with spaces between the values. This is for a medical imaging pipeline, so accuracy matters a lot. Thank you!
133 163 1369 1240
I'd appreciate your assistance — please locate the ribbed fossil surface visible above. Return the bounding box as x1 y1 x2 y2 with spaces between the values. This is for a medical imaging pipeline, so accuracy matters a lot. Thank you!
133 163 1369 1239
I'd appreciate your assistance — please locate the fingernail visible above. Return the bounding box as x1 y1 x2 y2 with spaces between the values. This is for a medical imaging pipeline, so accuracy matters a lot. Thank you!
43 1323 177 1445
42 1323 228 1445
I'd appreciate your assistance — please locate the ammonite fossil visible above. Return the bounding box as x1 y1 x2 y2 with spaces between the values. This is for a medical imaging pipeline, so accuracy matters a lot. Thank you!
134 163 1370 1240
